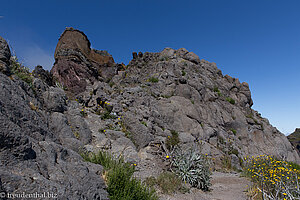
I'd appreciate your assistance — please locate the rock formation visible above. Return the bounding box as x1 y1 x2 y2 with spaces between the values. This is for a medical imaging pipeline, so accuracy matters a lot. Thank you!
51 27 117 94
0 36 108 199
288 128 300 156
0 28 299 199
0 36 11 74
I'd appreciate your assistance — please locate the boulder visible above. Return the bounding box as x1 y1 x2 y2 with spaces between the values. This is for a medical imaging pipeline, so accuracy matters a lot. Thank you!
32 65 53 86
43 87 67 113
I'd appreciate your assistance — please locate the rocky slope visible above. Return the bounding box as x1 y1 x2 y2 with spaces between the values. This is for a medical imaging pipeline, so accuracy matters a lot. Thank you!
288 128 300 156
0 28 299 199
0 36 108 200
51 28 119 95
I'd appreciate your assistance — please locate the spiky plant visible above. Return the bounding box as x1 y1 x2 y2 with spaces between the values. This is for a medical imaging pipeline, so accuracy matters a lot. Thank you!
171 147 211 191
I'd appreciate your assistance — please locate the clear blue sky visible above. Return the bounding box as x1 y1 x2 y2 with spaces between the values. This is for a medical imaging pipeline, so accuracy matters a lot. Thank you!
1 0 299 135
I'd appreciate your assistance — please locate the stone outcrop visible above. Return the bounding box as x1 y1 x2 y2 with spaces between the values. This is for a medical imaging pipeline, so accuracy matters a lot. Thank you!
51 27 117 94
0 37 108 199
0 36 11 74
288 128 300 156
80 47 298 167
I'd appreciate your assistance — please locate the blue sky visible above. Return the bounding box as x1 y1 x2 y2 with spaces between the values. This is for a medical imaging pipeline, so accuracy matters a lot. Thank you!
0 0 299 135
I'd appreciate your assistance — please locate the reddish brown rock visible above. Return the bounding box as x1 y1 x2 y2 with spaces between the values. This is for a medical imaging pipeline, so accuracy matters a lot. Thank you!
51 28 116 94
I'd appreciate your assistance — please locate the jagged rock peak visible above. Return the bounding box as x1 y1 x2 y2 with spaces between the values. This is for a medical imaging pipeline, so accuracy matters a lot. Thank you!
0 36 11 74
51 27 117 95
54 27 114 64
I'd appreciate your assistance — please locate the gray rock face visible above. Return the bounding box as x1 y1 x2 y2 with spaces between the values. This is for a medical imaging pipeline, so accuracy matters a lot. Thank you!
89 46 299 166
288 128 300 156
43 87 67 112
32 65 53 86
0 36 11 74
0 70 108 198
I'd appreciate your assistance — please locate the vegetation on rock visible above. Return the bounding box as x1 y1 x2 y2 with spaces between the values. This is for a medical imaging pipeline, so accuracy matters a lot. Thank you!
166 130 180 150
81 151 158 200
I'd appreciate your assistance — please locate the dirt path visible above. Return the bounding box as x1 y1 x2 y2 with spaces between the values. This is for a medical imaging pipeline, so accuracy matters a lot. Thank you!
204 171 251 200
161 171 251 200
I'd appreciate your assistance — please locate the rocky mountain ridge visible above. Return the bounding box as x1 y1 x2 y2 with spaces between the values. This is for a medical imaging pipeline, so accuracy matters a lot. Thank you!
0 28 299 199
288 128 300 156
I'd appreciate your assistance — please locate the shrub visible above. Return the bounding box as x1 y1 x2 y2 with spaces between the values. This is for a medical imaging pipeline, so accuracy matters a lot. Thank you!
213 86 220 93
144 176 157 188
80 109 88 118
81 151 158 200
73 131 80 139
166 130 180 150
213 86 222 96
141 121 147 127
171 147 211 191
230 128 237 135
181 70 186 76
156 172 182 194
10 56 33 85
226 97 235 105
144 172 189 194
244 155 300 199
101 110 117 120
55 81 67 90
148 77 159 83
228 148 239 156
221 154 232 170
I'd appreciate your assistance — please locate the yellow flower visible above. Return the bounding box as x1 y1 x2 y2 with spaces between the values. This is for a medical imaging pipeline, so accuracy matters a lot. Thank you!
134 163 137 166
283 193 287 196
166 155 170 159
103 130 106 132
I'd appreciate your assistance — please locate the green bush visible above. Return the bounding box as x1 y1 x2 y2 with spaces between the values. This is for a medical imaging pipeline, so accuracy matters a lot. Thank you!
141 121 147 127
226 97 235 105
10 56 33 85
181 70 186 76
213 86 220 93
213 86 222 96
166 130 180 150
148 77 159 83
80 109 88 118
101 110 117 120
81 151 158 200
156 172 182 194
221 154 232 170
144 172 189 194
171 147 211 191
230 128 237 135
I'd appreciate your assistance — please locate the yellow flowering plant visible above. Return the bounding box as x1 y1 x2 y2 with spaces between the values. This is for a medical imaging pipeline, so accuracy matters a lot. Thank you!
244 155 300 199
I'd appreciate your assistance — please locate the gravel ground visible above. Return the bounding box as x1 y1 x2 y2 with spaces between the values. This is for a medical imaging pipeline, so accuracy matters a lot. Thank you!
160 171 252 200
